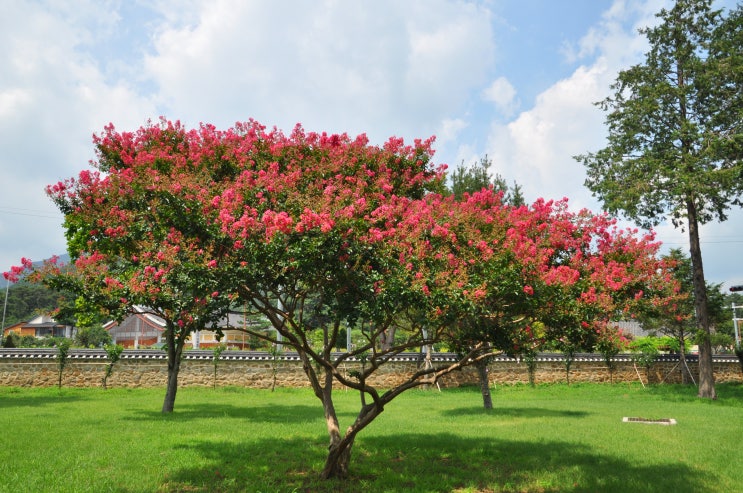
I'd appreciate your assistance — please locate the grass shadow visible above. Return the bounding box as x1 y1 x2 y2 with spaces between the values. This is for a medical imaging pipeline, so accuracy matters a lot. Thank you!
121 402 323 424
0 388 88 409
161 431 711 493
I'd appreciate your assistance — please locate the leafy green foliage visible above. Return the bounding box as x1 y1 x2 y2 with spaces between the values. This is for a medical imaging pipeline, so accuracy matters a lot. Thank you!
630 337 661 373
710 332 734 353
578 1 743 228
101 343 124 389
74 325 111 348
2 332 16 348
2 333 69 348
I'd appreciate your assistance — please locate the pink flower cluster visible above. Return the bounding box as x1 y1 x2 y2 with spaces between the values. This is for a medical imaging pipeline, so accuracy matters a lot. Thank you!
3 257 33 283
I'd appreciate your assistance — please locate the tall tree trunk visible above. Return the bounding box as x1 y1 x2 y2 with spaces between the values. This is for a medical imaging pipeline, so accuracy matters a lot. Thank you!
299 345 383 480
525 353 538 387
162 332 184 413
687 199 716 399
476 359 492 409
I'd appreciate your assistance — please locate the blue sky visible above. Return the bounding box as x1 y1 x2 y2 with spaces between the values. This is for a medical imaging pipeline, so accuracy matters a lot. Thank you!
1 0 742 290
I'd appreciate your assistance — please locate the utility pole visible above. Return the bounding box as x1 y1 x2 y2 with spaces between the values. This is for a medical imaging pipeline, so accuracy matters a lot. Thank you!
729 285 743 347
732 303 741 347
0 278 9 346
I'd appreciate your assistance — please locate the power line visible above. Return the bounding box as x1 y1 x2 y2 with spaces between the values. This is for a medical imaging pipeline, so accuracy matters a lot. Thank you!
659 239 743 245
0 206 62 220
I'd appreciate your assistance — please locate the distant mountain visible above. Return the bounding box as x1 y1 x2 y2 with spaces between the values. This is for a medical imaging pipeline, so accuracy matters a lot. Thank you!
4 254 72 286
31 253 71 269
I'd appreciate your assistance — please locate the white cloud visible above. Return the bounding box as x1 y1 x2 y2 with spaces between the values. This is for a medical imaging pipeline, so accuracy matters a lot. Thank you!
437 118 468 143
433 117 471 167
482 77 518 118
487 62 609 208
560 0 664 65
143 0 494 144
485 0 665 209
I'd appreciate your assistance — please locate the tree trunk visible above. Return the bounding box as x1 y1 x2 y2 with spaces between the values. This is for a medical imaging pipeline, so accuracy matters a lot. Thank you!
687 199 716 399
697 337 716 398
162 333 184 413
380 326 396 351
525 354 537 387
476 360 492 409
314 364 352 479
564 351 574 386
320 436 355 479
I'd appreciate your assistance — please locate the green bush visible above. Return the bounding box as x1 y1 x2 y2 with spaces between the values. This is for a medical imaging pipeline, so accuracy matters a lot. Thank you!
631 335 687 354
629 337 660 371
710 332 734 353
75 326 112 348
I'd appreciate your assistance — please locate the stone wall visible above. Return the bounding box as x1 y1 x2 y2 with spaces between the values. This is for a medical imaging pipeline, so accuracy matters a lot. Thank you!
0 349 740 389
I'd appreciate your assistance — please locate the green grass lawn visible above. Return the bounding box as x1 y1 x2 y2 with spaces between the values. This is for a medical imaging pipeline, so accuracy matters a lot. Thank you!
0 382 741 492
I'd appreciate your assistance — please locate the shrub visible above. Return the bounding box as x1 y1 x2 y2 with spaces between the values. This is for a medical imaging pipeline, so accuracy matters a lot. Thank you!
56 339 72 389
101 344 124 389
2 332 18 348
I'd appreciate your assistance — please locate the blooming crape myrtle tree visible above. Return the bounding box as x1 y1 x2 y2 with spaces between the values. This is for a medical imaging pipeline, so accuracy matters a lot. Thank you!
14 119 243 413
444 194 678 394
203 126 483 479
182 123 563 478
415 190 548 407
532 209 681 385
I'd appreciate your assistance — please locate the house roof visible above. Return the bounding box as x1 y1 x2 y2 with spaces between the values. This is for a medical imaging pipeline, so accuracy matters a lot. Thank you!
103 307 268 333
22 315 70 328
103 306 166 331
